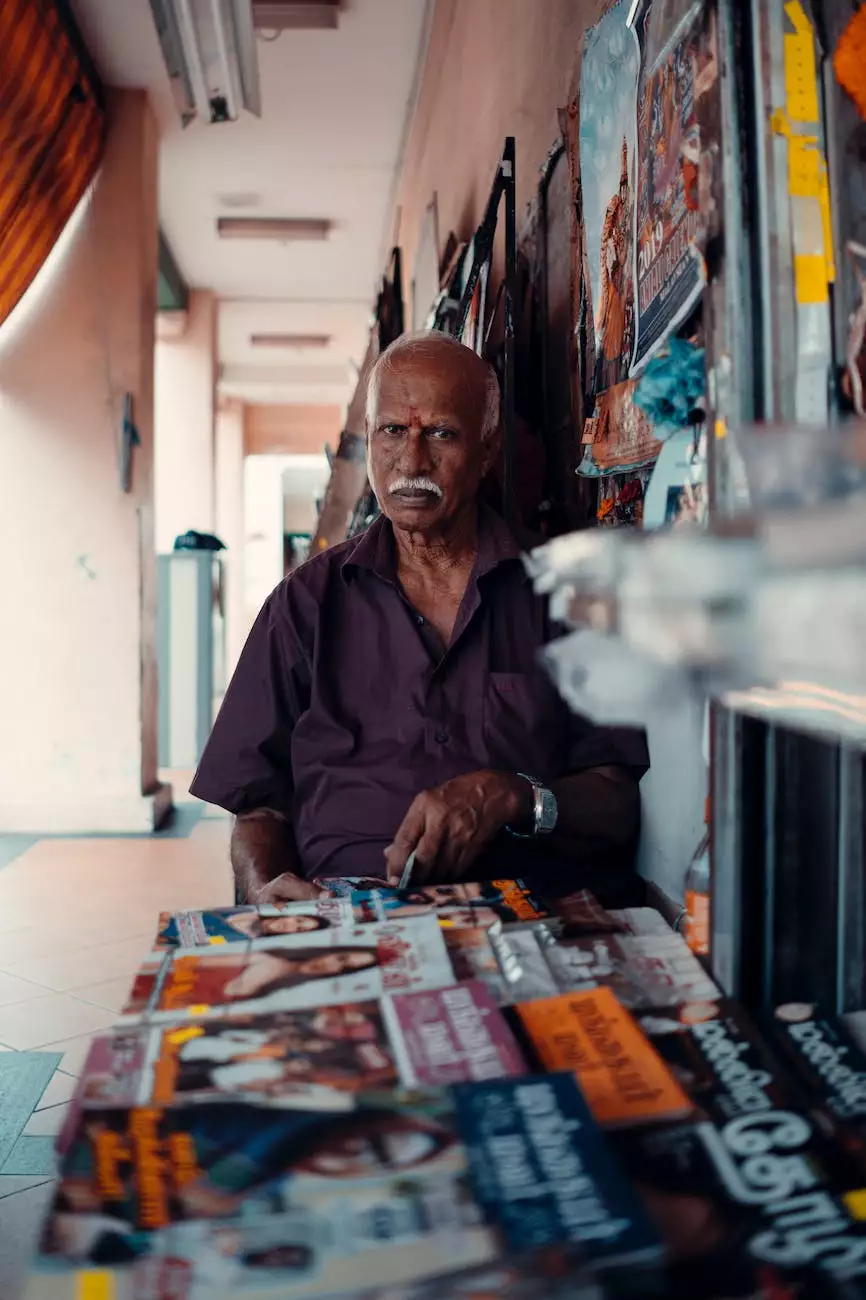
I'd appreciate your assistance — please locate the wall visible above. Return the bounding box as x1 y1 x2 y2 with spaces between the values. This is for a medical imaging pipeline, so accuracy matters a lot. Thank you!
0 90 169 832
215 398 246 679
244 404 343 457
396 0 604 287
154 289 217 553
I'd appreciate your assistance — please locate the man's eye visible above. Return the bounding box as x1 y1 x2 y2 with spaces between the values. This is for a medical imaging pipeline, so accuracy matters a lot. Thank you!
380 424 403 436
429 428 455 440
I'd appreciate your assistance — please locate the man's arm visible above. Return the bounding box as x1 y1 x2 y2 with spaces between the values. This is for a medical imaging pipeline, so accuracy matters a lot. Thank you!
231 810 323 904
384 764 640 885
549 765 640 861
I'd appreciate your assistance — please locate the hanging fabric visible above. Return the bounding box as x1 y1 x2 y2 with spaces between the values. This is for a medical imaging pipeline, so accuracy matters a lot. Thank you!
0 0 105 327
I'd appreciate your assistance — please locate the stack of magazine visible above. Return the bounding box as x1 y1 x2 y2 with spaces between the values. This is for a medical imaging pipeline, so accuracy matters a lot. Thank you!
23 878 866 1298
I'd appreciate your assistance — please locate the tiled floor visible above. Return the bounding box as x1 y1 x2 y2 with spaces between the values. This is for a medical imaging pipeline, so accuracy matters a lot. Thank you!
0 779 231 1298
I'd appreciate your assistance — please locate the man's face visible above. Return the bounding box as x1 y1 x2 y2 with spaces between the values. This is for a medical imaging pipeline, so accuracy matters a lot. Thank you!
366 348 495 535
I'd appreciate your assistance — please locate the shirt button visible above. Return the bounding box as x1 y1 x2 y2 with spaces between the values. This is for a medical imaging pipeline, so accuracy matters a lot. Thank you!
435 731 450 745
416 615 425 626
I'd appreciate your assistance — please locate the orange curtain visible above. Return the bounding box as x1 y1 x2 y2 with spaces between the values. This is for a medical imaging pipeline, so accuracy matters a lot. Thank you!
0 0 106 326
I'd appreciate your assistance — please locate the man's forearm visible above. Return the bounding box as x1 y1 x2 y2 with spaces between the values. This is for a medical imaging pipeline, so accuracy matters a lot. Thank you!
549 765 640 865
230 810 303 901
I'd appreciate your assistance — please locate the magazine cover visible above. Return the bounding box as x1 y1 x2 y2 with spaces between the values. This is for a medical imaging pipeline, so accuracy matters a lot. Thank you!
516 987 692 1127
608 1110 866 1294
628 0 706 374
155 901 351 949
38 1095 500 1297
544 932 721 1009
122 915 457 1024
637 999 800 1128
34 1077 661 1294
155 881 555 950
71 1003 402 1112
579 0 640 394
383 981 526 1087
72 985 523 1116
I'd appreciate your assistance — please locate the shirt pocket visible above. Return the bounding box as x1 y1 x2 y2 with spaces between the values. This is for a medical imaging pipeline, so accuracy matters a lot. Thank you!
483 671 562 779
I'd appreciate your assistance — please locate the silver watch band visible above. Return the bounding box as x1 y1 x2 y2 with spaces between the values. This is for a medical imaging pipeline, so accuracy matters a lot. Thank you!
506 773 557 837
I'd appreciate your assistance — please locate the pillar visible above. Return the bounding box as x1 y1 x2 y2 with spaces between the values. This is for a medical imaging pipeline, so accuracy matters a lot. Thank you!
154 289 217 553
0 90 171 832
214 397 246 679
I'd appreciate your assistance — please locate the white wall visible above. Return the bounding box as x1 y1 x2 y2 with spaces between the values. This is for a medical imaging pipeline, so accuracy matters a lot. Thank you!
0 91 169 832
215 398 245 678
154 289 217 554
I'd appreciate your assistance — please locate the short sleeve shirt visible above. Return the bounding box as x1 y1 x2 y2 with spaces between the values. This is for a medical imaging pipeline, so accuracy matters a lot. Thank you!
191 507 649 879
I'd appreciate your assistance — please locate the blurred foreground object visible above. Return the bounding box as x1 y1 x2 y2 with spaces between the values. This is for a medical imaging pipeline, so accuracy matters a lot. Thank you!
834 3 866 121
529 421 866 745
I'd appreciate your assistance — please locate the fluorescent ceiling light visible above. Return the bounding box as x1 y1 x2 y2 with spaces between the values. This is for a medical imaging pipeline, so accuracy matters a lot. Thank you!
149 0 261 126
218 217 331 240
252 1 340 28
250 333 331 348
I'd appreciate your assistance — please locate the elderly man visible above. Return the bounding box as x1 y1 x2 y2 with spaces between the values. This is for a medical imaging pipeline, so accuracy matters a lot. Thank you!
191 332 648 904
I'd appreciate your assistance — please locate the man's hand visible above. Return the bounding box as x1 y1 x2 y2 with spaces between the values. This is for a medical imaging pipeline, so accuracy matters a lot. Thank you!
385 770 530 885
250 872 327 906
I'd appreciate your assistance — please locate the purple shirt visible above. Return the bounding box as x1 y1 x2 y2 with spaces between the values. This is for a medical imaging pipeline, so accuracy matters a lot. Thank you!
191 507 648 880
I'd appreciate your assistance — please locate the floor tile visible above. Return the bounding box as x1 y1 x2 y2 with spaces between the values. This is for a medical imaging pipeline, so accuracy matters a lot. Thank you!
1 936 151 993
0 973 46 1009
0 1178 55 1299
23 1104 69 1139
35 1072 77 1111
0 995 115 1051
39 1034 99 1079
1 1136 57 1178
70 977 134 1014
0 1175 53 1200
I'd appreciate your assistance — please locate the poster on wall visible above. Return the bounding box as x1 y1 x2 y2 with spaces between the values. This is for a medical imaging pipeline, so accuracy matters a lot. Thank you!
579 0 640 395
580 378 662 476
628 0 706 374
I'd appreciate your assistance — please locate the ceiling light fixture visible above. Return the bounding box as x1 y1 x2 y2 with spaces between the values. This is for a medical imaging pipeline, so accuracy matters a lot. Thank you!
148 0 262 126
250 333 331 348
218 217 331 241
252 1 340 30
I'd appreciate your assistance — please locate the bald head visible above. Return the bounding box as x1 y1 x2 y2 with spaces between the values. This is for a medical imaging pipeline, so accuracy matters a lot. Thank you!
364 331 501 538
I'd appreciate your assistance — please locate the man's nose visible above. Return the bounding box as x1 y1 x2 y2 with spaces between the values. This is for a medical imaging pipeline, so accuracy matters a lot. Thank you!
398 429 433 475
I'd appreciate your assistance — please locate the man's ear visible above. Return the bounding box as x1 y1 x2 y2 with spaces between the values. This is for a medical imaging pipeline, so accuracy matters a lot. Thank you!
481 421 503 476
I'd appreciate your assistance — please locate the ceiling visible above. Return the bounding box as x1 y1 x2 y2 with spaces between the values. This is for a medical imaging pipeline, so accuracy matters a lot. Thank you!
68 0 431 409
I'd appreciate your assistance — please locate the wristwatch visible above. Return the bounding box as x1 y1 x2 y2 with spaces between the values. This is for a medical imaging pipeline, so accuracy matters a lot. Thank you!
506 773 558 838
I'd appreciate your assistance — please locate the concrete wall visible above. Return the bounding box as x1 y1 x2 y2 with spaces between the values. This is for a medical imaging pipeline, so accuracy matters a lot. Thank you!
396 0 604 284
215 397 246 678
154 289 217 553
0 90 169 832
243 404 343 457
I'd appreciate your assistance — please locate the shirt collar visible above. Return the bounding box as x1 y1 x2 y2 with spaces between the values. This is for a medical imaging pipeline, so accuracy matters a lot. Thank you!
340 503 524 585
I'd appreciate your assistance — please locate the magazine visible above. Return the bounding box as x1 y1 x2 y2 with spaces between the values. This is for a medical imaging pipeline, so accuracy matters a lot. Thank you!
154 902 350 949
68 983 524 1118
381 982 526 1087
608 1108 866 1294
544 933 721 1009
637 999 799 1127
122 916 457 1024
155 881 556 950
32 1076 661 1296
516 987 692 1127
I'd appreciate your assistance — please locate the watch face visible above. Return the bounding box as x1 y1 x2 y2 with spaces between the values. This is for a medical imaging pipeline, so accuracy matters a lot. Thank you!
539 787 558 834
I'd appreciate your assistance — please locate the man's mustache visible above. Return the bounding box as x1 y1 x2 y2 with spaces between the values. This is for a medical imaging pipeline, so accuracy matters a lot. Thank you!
388 476 443 498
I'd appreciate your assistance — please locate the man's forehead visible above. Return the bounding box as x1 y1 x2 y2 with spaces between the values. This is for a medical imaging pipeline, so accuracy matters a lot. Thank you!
370 352 485 415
